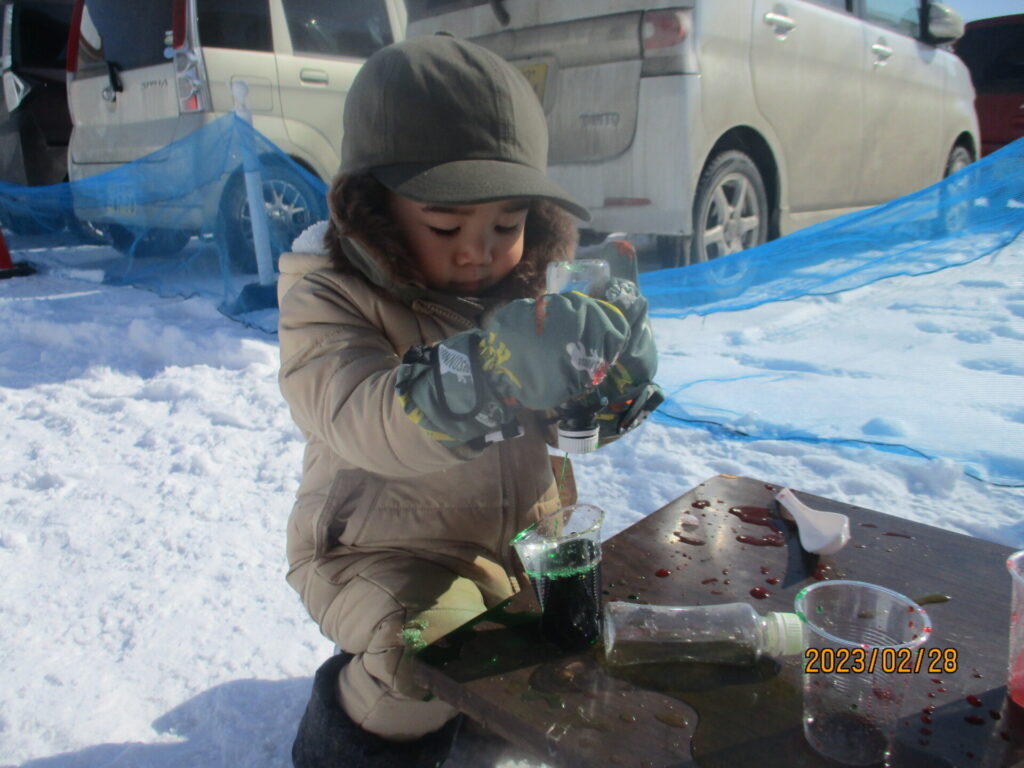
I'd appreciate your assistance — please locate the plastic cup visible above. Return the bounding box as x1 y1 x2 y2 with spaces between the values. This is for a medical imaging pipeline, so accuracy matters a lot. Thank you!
794 580 931 766
511 504 604 650
1008 551 1024 707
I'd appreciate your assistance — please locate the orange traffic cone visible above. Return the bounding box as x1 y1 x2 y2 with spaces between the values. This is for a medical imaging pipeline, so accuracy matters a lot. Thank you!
0 227 35 278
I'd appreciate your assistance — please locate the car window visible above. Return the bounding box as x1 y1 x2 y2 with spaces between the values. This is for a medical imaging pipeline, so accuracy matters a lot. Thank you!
77 0 173 71
282 0 393 58
809 0 852 10
406 0 486 23
196 0 273 52
862 0 921 38
957 23 1024 94
12 2 70 69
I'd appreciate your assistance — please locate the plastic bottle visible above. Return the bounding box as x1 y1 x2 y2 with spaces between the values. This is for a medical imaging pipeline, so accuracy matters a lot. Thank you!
602 601 804 667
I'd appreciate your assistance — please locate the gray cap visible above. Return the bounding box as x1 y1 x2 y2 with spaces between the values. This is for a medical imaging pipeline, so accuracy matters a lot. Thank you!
341 35 590 221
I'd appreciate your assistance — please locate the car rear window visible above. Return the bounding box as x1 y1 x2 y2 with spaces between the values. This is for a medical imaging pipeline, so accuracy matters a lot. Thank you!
196 0 273 52
406 0 487 23
77 0 174 71
282 0 392 59
12 2 70 70
957 23 1024 93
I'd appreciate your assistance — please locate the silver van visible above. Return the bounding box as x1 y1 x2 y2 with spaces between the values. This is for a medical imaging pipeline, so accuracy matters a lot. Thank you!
66 0 406 259
406 0 979 266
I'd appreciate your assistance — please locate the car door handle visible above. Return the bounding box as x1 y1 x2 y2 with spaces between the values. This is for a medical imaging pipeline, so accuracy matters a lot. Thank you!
764 12 797 33
300 69 329 85
871 42 893 65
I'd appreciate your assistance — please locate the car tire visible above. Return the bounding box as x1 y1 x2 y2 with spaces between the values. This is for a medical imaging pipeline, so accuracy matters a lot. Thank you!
940 143 975 236
219 158 318 273
691 150 769 264
944 144 973 178
69 218 113 245
107 224 192 257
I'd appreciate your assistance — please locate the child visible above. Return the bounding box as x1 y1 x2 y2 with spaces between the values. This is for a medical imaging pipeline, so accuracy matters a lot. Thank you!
278 35 658 767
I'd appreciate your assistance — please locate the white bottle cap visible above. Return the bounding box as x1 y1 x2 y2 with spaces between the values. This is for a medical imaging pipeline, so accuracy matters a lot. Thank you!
557 426 600 454
765 611 805 657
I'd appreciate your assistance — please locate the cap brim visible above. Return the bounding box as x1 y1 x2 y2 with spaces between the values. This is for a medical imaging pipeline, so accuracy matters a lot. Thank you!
372 160 591 222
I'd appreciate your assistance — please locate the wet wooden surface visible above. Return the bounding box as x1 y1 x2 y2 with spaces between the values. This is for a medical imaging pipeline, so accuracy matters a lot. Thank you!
412 474 1023 767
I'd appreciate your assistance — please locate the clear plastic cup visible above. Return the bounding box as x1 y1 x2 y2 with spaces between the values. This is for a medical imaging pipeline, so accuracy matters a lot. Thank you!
1008 551 1024 707
794 580 931 766
511 504 604 650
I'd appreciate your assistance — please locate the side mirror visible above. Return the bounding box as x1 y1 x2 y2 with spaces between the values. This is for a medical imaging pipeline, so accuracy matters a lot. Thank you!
2 70 31 111
926 2 965 44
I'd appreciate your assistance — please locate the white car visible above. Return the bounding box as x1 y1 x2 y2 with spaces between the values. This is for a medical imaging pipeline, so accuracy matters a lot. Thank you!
66 0 406 263
406 0 980 266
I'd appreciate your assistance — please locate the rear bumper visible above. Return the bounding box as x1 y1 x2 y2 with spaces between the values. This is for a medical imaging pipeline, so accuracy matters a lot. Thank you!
548 75 700 236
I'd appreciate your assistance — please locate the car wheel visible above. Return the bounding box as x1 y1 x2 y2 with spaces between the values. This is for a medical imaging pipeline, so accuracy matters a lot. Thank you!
944 144 973 178
220 159 318 273
691 150 768 264
940 144 975 235
69 218 113 245
107 224 191 257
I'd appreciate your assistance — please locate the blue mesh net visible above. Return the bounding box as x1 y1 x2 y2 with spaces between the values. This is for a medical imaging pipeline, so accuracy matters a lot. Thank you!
0 113 328 331
639 138 1024 487
1 116 1022 485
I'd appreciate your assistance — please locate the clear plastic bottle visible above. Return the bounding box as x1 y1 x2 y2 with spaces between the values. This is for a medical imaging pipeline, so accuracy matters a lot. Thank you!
602 601 804 667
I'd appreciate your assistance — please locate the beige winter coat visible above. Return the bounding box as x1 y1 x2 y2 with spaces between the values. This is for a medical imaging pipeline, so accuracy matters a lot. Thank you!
277 239 570 631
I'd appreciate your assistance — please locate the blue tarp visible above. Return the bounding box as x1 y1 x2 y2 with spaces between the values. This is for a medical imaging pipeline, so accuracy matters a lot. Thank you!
1 117 1021 485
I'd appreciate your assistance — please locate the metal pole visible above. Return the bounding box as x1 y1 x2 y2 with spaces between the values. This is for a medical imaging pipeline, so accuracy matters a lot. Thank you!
231 80 274 287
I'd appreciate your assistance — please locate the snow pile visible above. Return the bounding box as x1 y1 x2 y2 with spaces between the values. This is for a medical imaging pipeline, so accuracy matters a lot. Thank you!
1 234 1022 766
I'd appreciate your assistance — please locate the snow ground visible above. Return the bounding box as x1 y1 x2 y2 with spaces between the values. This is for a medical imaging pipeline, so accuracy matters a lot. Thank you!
1 234 1022 767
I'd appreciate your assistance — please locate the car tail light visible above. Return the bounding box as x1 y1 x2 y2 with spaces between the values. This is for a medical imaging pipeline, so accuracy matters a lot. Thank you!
66 0 85 74
641 9 697 76
172 0 186 49
642 10 688 50
173 0 208 114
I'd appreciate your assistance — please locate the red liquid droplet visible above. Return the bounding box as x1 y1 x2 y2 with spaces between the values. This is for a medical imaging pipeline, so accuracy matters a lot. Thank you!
966 695 983 707
927 692 936 698
750 586 770 600
860 522 878 528
884 531 913 539
938 687 947 693
728 506 776 528
692 500 710 509
766 577 780 585
990 710 1002 720
965 715 985 725
921 715 932 724
922 706 936 715
655 568 671 578
873 687 894 701
701 577 718 584
931 679 943 684
760 565 771 574
813 564 833 581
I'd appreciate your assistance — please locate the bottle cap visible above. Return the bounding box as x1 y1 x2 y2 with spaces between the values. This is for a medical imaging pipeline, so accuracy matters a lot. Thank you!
766 611 804 657
557 425 600 454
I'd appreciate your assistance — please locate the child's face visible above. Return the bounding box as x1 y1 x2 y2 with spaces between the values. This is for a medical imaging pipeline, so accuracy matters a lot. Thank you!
388 193 528 295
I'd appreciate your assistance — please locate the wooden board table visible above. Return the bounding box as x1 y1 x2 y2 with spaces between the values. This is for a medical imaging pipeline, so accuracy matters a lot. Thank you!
413 475 1023 767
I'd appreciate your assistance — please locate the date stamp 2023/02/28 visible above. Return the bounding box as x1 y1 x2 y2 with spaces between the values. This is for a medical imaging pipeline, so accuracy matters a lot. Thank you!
804 647 959 675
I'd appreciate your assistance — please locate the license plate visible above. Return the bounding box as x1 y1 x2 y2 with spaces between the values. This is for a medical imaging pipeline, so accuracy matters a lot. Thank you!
517 62 549 104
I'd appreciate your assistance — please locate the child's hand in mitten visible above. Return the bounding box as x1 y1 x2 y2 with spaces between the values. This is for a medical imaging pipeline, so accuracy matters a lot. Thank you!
395 291 632 447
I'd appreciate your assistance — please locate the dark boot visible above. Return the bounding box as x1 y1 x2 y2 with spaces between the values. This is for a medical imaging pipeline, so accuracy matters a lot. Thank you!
292 653 462 768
